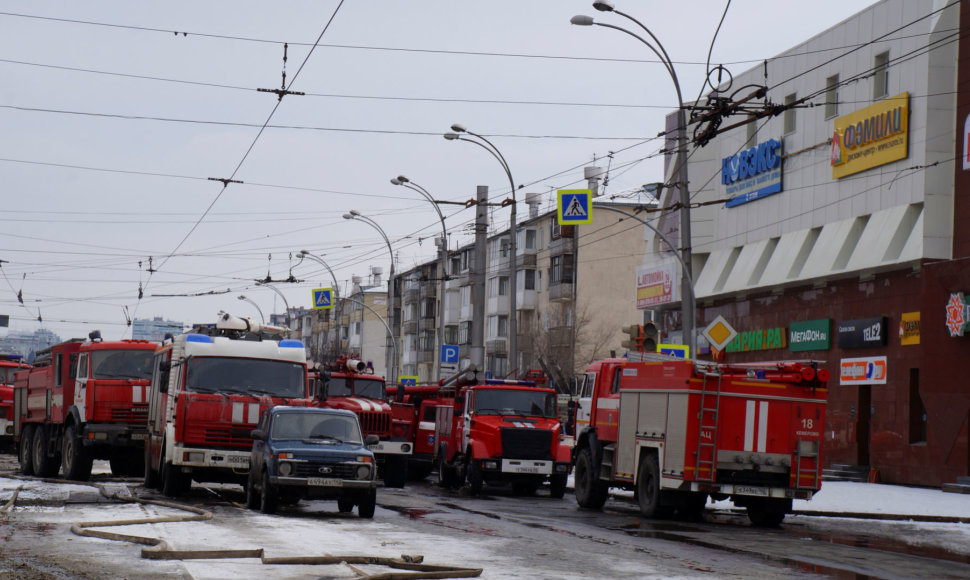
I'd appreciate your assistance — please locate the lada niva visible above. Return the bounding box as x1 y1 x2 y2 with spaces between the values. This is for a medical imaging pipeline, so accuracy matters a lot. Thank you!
247 406 379 518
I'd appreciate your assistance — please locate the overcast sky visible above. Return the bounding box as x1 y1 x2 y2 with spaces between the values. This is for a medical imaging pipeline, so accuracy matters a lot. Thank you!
0 0 877 340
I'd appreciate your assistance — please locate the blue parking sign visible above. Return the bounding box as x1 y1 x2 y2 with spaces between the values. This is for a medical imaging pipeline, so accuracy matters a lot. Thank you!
441 344 459 364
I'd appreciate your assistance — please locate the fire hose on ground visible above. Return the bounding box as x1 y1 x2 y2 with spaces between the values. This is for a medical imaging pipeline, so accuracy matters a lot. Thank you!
1 474 483 579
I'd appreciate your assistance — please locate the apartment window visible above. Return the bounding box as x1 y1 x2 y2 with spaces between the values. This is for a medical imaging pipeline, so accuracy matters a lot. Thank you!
460 285 471 306
459 321 471 345
783 93 796 134
445 325 458 344
451 256 461 275
501 240 510 258
523 269 536 290
550 255 574 284
498 276 509 296
873 51 889 99
421 298 435 319
824 74 839 119
403 302 418 322
498 315 508 338
419 330 435 351
353 321 361 335
525 229 537 250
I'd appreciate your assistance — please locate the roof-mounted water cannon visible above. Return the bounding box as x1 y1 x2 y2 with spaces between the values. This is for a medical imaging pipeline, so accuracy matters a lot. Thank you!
346 358 367 373
216 311 290 337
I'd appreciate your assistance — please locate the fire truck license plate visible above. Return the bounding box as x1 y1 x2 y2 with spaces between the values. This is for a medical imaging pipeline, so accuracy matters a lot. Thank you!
226 455 249 465
307 477 342 487
131 433 148 441
736 485 769 497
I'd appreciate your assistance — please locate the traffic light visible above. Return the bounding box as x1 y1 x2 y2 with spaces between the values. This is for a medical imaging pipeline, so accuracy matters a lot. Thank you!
621 324 643 351
642 321 659 352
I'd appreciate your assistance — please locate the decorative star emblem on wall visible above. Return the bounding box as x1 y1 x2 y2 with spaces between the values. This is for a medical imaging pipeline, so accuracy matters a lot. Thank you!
945 292 968 337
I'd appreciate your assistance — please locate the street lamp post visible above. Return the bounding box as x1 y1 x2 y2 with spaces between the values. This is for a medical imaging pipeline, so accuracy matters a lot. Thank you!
237 294 265 325
297 250 342 361
572 1 696 355
343 210 397 385
444 125 519 377
391 175 449 381
256 281 291 328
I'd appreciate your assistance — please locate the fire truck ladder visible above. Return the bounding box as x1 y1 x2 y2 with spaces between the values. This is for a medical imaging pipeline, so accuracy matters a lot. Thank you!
794 439 820 490
694 369 723 483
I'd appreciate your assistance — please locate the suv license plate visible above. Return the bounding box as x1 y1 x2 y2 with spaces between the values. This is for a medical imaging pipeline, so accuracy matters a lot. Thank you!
308 477 342 487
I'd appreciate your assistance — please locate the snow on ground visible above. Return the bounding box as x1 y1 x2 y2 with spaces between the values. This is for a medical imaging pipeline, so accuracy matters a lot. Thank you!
789 481 970 518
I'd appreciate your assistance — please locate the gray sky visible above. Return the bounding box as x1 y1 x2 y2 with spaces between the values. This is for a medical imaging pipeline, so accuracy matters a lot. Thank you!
0 0 876 340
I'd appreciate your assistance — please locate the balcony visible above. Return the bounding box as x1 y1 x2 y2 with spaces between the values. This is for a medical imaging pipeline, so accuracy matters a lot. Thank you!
548 281 573 302
417 350 435 364
515 252 537 268
402 320 418 336
420 280 437 296
420 317 436 331
548 236 573 257
404 286 420 302
517 288 537 310
486 337 508 354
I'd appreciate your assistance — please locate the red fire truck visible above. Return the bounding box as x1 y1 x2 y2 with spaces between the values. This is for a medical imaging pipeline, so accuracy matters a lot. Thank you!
144 313 310 497
0 354 31 449
310 357 411 488
14 332 157 480
386 383 444 481
573 355 829 526
433 367 572 497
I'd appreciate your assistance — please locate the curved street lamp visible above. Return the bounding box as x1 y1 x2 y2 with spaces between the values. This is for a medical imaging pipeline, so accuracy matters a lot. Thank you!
571 1 695 354
256 281 291 328
443 124 520 376
237 294 265 325
391 175 449 380
297 250 342 360
343 210 397 384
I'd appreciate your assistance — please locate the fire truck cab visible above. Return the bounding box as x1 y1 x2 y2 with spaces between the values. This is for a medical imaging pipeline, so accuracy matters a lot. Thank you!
573 354 828 526
0 354 30 449
434 367 572 497
145 312 310 497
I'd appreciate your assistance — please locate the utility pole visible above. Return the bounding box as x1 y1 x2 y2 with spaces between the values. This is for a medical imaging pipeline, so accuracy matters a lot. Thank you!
471 186 489 370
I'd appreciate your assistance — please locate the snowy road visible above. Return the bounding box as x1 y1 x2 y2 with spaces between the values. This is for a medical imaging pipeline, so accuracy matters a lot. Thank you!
2 456 970 579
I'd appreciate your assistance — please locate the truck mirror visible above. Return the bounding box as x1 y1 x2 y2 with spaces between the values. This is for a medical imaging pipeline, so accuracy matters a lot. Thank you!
250 429 266 441
159 361 171 372
364 434 379 446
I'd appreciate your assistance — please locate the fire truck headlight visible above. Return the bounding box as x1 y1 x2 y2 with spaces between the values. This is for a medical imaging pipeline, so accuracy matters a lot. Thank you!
484 460 499 470
401 443 412 453
735 455 745 464
749 454 762 465
278 462 293 477
781 457 791 467
184 452 204 463
357 465 372 480
555 464 568 473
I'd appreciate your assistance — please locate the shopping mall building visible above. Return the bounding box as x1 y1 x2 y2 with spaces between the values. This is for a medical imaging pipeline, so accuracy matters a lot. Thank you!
641 0 968 485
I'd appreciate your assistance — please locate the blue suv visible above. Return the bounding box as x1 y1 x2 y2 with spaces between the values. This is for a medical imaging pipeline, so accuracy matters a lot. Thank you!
247 406 379 518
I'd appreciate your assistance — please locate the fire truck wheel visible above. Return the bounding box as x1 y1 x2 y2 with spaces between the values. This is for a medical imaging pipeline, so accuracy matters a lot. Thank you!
245 470 261 510
636 453 672 518
574 447 608 509
33 425 60 478
144 443 159 489
337 496 355 513
549 474 567 499
437 452 458 489
746 498 787 527
466 458 483 495
161 460 188 498
357 489 376 519
382 455 408 489
260 470 278 515
62 423 93 482
19 424 36 476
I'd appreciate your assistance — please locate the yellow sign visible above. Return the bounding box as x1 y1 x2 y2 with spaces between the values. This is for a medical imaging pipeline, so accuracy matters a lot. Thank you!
557 189 593 225
831 92 909 179
702 315 737 351
899 311 920 346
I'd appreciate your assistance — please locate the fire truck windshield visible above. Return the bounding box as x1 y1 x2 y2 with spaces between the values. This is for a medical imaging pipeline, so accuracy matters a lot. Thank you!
185 357 306 398
473 388 557 418
0 367 18 383
91 350 153 380
326 376 386 400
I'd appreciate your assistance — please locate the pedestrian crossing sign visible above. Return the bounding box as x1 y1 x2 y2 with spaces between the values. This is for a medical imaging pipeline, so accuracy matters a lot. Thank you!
312 288 334 310
557 189 593 225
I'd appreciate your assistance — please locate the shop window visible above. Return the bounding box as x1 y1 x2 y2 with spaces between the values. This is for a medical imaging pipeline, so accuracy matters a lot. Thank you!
908 368 927 444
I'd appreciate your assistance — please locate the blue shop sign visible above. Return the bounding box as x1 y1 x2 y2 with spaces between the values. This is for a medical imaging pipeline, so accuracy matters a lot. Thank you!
723 138 783 208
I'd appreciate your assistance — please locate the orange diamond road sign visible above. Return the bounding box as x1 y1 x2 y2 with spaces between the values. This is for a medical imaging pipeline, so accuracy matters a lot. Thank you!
703 315 737 351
